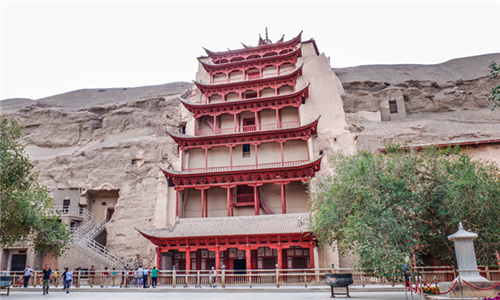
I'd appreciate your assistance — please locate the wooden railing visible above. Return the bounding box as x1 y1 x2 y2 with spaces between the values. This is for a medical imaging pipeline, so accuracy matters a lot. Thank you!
210 69 294 84
10 267 497 288
183 160 308 173
196 120 300 136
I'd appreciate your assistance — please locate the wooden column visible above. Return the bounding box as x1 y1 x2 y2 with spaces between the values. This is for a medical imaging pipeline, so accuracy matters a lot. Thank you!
200 189 205 218
180 147 185 170
205 189 208 218
175 190 179 218
229 145 233 169
309 244 315 269
254 185 260 216
213 115 217 134
156 247 162 270
226 186 232 217
280 141 284 165
204 147 208 170
246 246 252 271
215 246 221 270
186 248 191 271
277 245 283 269
281 184 286 214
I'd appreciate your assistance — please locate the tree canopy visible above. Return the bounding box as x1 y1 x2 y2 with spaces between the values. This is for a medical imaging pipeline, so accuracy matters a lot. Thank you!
309 146 500 277
0 116 70 257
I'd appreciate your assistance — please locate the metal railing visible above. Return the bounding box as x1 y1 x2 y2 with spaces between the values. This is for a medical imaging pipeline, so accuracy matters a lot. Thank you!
196 121 300 136
183 160 309 173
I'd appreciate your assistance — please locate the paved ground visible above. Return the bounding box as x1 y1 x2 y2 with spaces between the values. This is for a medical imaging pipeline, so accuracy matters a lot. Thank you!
3 290 410 300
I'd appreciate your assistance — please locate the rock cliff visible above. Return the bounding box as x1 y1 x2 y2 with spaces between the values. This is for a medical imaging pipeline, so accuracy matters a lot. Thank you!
1 54 500 267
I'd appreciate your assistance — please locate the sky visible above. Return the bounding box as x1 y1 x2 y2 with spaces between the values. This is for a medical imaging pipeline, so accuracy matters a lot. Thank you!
1 0 499 100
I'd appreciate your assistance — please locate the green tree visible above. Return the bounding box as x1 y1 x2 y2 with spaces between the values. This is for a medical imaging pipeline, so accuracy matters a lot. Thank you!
487 61 500 110
309 146 500 277
0 116 70 257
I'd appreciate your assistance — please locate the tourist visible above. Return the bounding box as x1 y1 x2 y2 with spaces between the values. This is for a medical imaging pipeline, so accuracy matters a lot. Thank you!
22 265 33 287
142 267 149 288
136 267 143 287
52 269 59 287
64 268 73 294
1 268 7 275
41 264 52 295
120 266 127 287
111 267 116 287
102 267 109 287
151 266 159 288
89 265 95 287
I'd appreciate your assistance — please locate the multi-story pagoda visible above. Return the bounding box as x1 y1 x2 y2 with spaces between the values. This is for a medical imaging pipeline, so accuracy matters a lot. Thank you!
138 31 352 271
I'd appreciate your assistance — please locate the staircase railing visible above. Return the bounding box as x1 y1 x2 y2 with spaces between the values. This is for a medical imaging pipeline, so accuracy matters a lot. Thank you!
259 194 274 215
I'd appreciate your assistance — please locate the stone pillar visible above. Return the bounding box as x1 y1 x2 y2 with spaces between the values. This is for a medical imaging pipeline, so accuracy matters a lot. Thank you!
447 222 487 282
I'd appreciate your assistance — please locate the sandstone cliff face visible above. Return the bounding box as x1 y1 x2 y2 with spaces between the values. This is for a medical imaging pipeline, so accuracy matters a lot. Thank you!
1 82 191 267
336 53 500 154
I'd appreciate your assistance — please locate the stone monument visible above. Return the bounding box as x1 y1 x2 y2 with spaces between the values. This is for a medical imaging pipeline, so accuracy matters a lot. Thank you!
439 223 500 298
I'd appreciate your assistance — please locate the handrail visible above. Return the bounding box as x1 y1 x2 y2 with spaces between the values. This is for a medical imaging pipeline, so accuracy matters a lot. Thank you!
210 69 294 84
183 160 309 173
196 121 300 136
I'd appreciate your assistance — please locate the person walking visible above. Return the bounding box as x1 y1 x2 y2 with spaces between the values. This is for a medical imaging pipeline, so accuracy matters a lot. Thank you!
63 268 73 294
142 267 149 288
136 267 143 287
151 266 159 288
41 264 52 295
23 265 33 288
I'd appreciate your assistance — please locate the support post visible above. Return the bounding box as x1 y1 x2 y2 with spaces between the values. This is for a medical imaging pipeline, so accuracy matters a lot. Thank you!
281 183 286 214
254 185 259 216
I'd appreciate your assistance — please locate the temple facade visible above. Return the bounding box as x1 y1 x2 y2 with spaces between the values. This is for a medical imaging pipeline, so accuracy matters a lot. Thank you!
138 32 354 271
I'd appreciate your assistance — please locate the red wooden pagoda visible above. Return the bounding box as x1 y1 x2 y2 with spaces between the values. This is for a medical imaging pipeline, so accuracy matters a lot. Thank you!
138 32 323 272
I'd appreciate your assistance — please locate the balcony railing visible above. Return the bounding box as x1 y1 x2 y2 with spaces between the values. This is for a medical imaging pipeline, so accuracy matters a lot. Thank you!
210 69 294 84
233 193 254 204
196 121 300 136
183 160 309 173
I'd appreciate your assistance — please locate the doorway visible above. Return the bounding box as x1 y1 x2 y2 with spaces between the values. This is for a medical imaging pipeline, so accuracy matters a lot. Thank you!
11 254 27 271
233 259 246 274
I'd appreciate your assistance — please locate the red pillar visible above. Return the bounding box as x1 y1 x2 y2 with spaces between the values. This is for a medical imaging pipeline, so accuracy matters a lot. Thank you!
309 245 315 269
180 147 184 170
175 190 179 218
229 145 233 169
246 246 251 271
213 115 217 135
254 144 259 166
233 114 237 133
254 185 260 215
156 247 162 270
201 189 205 218
281 184 286 214
186 248 191 271
205 189 208 218
277 245 283 269
204 147 208 170
215 246 220 270
280 141 284 166
226 187 231 217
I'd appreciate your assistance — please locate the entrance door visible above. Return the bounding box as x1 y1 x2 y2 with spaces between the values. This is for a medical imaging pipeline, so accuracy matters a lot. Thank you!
11 254 27 271
233 259 246 274
106 207 115 222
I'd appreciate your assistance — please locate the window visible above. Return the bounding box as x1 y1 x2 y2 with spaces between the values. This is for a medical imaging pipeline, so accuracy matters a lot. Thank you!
243 144 251 157
389 100 398 114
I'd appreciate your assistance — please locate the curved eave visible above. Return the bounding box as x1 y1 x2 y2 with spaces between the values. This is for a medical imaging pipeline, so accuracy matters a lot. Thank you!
203 31 302 58
193 64 303 91
167 116 320 146
161 155 323 179
199 45 302 73
178 84 309 112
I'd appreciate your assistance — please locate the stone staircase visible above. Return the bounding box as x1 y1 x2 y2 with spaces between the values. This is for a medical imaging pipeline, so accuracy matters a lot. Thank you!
54 206 124 268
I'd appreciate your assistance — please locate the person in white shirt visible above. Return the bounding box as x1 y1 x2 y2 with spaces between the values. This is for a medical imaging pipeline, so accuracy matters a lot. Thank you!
23 266 33 287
